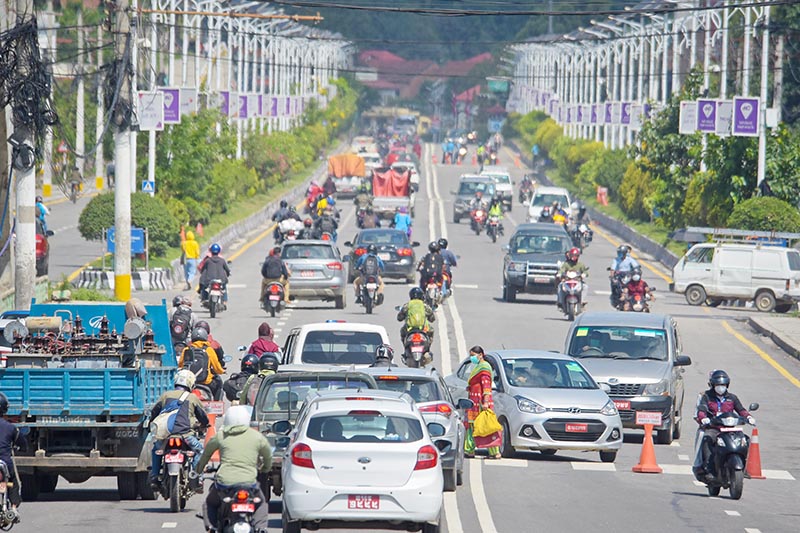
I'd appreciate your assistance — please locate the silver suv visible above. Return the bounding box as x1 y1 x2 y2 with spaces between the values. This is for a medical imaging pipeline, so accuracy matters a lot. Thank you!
280 240 347 308
564 312 692 445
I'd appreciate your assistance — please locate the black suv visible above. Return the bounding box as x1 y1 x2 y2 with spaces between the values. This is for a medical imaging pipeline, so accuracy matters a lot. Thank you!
502 223 573 303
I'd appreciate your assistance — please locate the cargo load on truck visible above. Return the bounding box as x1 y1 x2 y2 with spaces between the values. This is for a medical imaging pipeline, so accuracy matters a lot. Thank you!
327 153 366 198
371 168 414 219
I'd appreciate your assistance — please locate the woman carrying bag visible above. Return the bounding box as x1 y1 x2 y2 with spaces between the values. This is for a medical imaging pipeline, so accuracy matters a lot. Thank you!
464 345 503 459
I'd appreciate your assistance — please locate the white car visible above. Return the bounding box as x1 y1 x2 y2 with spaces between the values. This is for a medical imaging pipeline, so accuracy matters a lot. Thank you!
361 152 384 170
280 390 447 533
480 165 513 210
527 186 572 222
279 321 391 367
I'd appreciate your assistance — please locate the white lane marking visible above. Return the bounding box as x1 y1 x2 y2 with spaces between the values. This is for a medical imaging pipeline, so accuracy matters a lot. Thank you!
670 441 681 447
277 321 287 326
161 523 178 529
745 529 762 533
469 460 499 533
227 283 247 289
448 295 468 359
454 284 479 289
594 290 612 295
762 469 795 480
658 464 795 480
53 223 78 232
436 305 452 377
659 464 693 475
443 493 462 533
483 458 528 468
570 462 617 471
504 213 518 228
678 454 690 461
724 510 741 517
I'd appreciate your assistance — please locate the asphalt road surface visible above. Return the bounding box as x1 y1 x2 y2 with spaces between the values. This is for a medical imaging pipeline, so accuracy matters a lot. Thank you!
43 191 104 281
22 145 800 533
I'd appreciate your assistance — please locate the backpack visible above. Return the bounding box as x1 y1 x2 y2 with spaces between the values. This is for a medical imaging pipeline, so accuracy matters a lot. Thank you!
170 306 192 341
183 346 210 383
361 255 380 276
405 299 427 330
149 391 191 439
420 253 444 278
262 256 283 279
319 216 335 234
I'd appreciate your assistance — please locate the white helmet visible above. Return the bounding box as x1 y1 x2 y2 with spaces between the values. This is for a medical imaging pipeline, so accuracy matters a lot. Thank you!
174 369 196 390
570 201 579 211
223 405 252 428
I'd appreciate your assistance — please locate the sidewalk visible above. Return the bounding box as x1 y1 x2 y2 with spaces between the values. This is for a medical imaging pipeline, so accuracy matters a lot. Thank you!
747 316 800 361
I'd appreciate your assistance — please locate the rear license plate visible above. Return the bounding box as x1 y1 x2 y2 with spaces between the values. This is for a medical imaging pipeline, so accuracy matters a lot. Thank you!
613 400 630 410
565 423 588 433
366 283 378 290
268 295 281 301
533 277 550 284
411 345 424 352
300 270 315 278
378 253 391 260
231 503 255 513
165 453 185 463
348 495 380 510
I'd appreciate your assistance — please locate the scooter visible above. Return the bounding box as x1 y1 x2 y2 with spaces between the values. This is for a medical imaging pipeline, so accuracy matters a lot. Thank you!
359 274 383 315
154 435 200 512
423 277 442 310
203 279 227 318
200 469 263 533
623 288 655 312
694 404 759 500
519 186 532 205
570 223 593 249
262 281 285 317
277 219 303 244
404 329 432 368
559 270 586 321
608 270 631 310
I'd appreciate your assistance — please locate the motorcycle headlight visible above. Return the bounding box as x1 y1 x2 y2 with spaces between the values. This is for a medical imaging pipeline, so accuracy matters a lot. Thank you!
515 396 546 414
717 437 725 447
600 400 618 416
643 379 669 396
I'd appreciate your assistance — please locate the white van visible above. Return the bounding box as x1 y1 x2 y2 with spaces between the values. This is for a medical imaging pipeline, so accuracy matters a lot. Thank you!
527 186 572 222
671 242 800 312
280 322 391 367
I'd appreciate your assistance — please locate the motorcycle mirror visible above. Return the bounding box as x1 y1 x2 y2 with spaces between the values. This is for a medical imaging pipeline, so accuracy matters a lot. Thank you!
223 355 233 363
342 255 350 262
501 244 510 252
47 230 55 237
272 420 293 435
238 345 248 351
343 241 353 247
394 305 402 311
748 402 759 412
411 241 420 247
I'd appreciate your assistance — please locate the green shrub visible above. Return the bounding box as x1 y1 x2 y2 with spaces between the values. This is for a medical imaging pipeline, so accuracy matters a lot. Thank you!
551 138 603 191
619 162 654 222
682 170 733 227
532 119 562 157
727 197 800 233
577 148 628 202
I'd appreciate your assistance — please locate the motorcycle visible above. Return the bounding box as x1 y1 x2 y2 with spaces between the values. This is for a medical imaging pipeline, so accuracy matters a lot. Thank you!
356 207 367 229
423 277 442 310
201 470 263 532
559 270 586 321
262 281 285 317
609 270 631 310
359 274 383 314
470 208 487 235
0 460 20 529
519 185 533 205
277 219 303 244
486 215 503 243
623 287 656 312
695 404 759 500
154 435 200 512
570 223 593 249
203 279 227 318
404 329 433 368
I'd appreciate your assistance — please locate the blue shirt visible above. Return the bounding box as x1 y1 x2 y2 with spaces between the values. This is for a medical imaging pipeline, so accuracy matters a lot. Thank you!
36 202 47 219
441 249 457 267
356 253 385 272
611 256 639 272
394 213 411 231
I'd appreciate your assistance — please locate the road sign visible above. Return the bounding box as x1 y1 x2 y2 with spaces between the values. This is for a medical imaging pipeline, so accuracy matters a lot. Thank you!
141 180 155 194
107 227 146 254
635 411 663 426
732 97 759 137
679 101 698 134
696 99 718 133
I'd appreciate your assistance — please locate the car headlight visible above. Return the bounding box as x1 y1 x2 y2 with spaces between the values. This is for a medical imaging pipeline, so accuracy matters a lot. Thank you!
600 400 618 416
643 379 669 396
508 262 526 272
515 395 546 414
556 260 563 268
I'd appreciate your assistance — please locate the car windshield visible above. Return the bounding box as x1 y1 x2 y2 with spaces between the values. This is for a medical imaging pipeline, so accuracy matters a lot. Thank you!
357 230 409 246
511 234 572 254
503 358 597 389
306 413 423 443
301 330 384 364
568 326 669 361
373 377 443 403
282 244 336 260
458 181 495 195
255 378 372 420
485 174 510 184
533 194 569 207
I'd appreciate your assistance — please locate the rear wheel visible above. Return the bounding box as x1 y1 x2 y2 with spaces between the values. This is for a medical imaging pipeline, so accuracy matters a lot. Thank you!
168 473 181 513
499 419 516 458
209 300 217 318
20 474 40 502
117 472 138 500
754 290 776 312
599 451 618 463
443 467 457 492
706 298 723 307
334 294 345 309
405 353 420 368
269 305 276 317
38 473 59 493
422 514 441 533
672 416 682 440
707 485 721 496
685 285 707 306
137 472 156 500
365 292 373 314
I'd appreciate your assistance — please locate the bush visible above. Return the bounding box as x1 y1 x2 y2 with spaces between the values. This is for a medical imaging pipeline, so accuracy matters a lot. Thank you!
577 149 628 202
532 119 562 157
551 138 603 192
727 197 800 233
681 170 733 227
619 162 654 222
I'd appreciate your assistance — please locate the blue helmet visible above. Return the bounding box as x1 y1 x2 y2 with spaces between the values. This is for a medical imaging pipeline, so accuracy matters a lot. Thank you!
327 195 336 206
210 243 221 255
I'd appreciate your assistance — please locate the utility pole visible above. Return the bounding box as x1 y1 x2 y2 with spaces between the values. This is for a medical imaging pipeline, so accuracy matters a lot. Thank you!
756 5 770 191
147 10 156 195
41 0 56 198
113 0 133 301
76 8 85 181
94 22 104 190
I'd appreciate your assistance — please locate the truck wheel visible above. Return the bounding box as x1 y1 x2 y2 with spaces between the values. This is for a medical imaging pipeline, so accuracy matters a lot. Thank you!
38 473 59 493
21 474 40 502
754 290 776 312
137 472 157 500
117 472 138 500
453 214 460 224
684 285 706 306
775 303 793 313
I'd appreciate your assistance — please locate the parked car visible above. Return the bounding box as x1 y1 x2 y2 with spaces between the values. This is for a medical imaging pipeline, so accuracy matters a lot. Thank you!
480 166 513 210
564 312 692 445
344 229 420 283
445 350 623 462
280 390 447 533
671 242 800 312
362 366 472 492
451 175 496 223
502 223 573 303
527 186 572 222
279 322 391 367
280 240 347 309
36 219 53 277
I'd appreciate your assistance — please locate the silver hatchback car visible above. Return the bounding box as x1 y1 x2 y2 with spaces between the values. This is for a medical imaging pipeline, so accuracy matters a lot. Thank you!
445 350 623 462
281 240 347 308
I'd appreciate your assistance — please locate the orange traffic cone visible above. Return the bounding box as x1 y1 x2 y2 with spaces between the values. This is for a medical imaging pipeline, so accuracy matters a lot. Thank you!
432 154 437 164
514 154 522 168
632 424 663 474
204 413 220 462
746 428 765 479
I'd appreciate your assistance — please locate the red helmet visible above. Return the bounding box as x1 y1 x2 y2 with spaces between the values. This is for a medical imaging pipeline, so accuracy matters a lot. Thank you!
566 247 581 262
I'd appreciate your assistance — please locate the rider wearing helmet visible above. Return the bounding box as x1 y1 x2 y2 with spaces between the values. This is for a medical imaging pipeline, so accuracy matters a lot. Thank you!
194 320 226 366
393 206 412 236
353 243 386 304
397 287 436 345
693 370 755 481
223 354 259 403
178 327 226 401
609 244 640 307
149 370 209 490
169 296 196 348
370 344 397 367
0 392 26 515
622 268 653 311
468 190 486 211
261 246 291 305
354 185 372 210
556 247 589 312
299 218 315 239
438 238 458 296
199 243 231 305
538 205 553 223
417 241 445 291
239 352 280 406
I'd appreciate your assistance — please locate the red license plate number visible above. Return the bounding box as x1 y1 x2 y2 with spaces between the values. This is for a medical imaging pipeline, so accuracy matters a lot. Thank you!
348 495 380 510
231 503 255 513
165 453 184 463
565 423 588 433
300 270 315 278
613 400 631 410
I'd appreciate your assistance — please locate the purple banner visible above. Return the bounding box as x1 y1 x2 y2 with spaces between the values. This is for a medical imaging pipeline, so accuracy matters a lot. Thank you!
284 96 291 116
239 95 248 119
270 97 278 117
590 104 598 124
161 88 180 124
566 106 573 124
732 97 759 137
576 104 583 124
220 91 230 116
620 102 631 125
604 102 613 124
696 99 717 132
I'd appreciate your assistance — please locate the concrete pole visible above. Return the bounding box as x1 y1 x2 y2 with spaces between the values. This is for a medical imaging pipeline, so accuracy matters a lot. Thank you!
41 4 56 198
130 0 139 193
259 34 266 134
76 9 85 180
147 12 156 195
661 17 669 101
756 6 770 189
13 0 36 309
181 0 188 86
774 34 784 124
94 23 105 190
721 4 729 99
702 5 711 93
743 7 751 96
168 0 175 85
114 0 133 301
236 24 243 158
671 15 681 94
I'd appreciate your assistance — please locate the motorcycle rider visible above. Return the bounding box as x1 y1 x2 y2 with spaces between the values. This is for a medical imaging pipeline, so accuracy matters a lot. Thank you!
271 200 291 239
246 322 281 357
538 205 553 223
556 247 589 312
195 320 226 368
239 353 279 406
468 190 487 211
35 195 50 233
693 370 755 481
438 238 457 296
353 244 385 305
260 246 291 304
622 268 654 311
609 244 640 307
519 175 534 200
354 186 372 210
552 202 568 225
487 197 505 234
393 206 412 236
222 354 259 403
0 392 26 521
313 209 338 240
417 241 445 292
299 218 315 239
198 243 230 306
179 327 226 401
361 207 380 229
149 369 209 491
169 295 196 346
397 287 436 345
370 344 397 367
197 405 272 533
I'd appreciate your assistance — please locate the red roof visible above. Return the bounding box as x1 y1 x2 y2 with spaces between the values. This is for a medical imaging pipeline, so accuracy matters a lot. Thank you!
359 50 407 66
454 85 481 102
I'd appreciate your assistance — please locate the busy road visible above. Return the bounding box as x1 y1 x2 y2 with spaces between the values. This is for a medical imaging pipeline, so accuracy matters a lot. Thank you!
19 144 800 533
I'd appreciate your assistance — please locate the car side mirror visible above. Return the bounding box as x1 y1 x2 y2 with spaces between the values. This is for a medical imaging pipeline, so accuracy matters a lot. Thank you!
434 439 452 454
598 383 611 393
238 345 248 352
344 241 353 247
748 402 759 411
427 422 446 438
501 244 510 252
46 230 55 237
272 420 293 435
276 436 291 449
456 398 474 410
411 241 420 247
675 355 692 366
342 255 350 262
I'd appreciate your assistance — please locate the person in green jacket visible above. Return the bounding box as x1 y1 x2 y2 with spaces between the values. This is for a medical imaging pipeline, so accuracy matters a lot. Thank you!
197 405 272 533
238 353 279 406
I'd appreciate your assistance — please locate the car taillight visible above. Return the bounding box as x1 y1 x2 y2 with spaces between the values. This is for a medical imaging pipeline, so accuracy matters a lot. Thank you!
410 333 424 343
418 403 453 417
397 248 413 256
414 445 438 470
327 262 343 270
237 490 249 502
354 248 367 256
291 443 314 468
348 410 382 416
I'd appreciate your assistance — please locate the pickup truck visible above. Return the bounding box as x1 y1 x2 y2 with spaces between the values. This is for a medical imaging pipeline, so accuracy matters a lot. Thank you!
328 153 366 198
502 223 574 303
0 300 177 501
371 167 415 219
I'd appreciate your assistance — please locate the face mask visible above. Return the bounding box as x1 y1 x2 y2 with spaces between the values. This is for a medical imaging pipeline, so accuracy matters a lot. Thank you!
632 275 641 282
470 355 480 365
714 385 727 396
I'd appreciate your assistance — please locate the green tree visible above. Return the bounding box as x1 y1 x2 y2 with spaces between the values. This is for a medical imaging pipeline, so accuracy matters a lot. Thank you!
619 162 654 222
576 148 628 202
727 197 800 233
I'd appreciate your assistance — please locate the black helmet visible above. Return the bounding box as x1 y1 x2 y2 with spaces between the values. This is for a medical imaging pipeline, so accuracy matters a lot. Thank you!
409 287 424 300
195 320 210 333
367 244 377 254
172 295 184 307
708 370 730 387
375 344 394 361
241 354 259 375
0 392 7 415
617 244 630 257
428 241 440 253
190 327 209 343
437 238 448 249
280 200 288 208
259 353 279 372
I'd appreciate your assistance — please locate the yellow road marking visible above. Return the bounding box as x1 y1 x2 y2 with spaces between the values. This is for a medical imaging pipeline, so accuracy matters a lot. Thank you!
721 320 800 389
592 224 673 284
44 190 100 207
67 253 111 282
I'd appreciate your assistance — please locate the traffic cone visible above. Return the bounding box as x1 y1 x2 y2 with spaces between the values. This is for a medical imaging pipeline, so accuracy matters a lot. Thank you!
514 154 522 168
745 428 765 479
204 413 220 462
632 424 662 474
432 154 437 164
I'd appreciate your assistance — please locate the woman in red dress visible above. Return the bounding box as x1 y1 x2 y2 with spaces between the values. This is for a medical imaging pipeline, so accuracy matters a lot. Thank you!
464 345 502 459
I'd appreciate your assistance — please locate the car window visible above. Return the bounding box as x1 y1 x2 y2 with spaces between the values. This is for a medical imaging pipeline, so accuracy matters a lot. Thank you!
568 326 669 361
255 378 373 420
458 181 494 195
301 330 383 365
372 376 443 403
282 244 336 260
685 246 714 264
788 250 800 271
282 333 298 364
503 358 597 389
533 193 569 207
511 233 571 254
357 230 409 246
456 361 474 380
306 413 423 443
485 174 510 184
